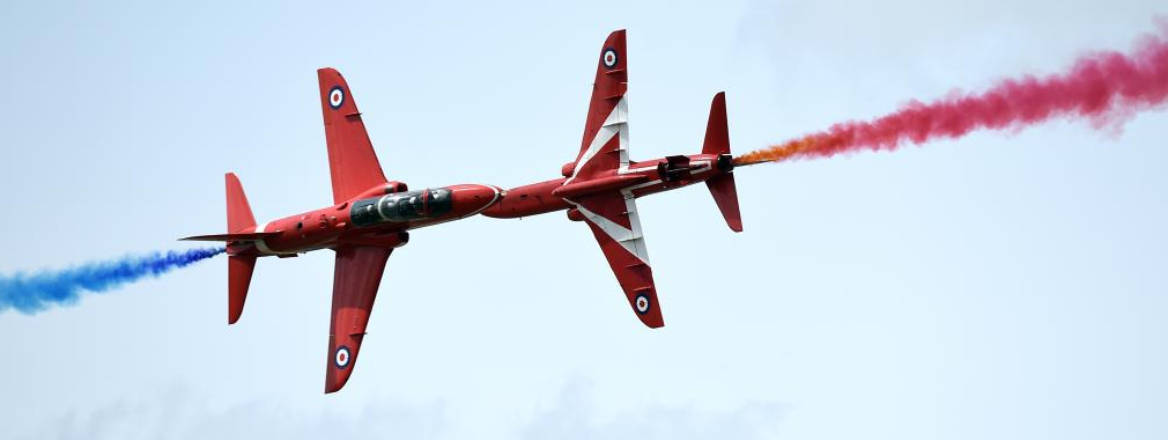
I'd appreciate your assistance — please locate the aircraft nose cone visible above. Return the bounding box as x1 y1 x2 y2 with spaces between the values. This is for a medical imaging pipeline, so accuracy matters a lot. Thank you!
447 184 501 216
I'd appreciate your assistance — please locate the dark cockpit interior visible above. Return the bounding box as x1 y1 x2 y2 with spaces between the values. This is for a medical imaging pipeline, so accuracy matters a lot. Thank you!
350 188 453 227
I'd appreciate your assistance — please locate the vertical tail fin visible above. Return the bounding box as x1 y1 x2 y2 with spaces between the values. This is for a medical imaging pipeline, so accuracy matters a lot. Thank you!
702 92 729 156
702 92 743 232
225 172 258 324
226 173 256 233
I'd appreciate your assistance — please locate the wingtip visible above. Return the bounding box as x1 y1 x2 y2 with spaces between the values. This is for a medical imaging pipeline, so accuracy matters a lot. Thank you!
228 304 242 325
606 29 627 47
325 334 360 394
639 306 665 329
317 67 347 83
324 381 344 394
324 366 352 394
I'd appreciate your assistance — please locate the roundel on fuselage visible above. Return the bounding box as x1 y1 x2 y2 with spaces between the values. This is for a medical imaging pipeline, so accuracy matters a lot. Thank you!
328 86 345 109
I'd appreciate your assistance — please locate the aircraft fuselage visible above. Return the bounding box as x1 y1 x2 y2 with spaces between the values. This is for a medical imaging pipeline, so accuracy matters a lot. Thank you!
482 153 734 219
230 152 732 258
228 183 501 257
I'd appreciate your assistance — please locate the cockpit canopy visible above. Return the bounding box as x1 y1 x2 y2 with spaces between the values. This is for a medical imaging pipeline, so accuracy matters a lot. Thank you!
350 188 453 227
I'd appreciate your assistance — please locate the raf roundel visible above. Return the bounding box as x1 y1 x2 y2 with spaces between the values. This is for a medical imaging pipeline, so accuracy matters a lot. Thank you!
634 293 651 315
334 345 351 369
602 48 618 68
328 86 345 109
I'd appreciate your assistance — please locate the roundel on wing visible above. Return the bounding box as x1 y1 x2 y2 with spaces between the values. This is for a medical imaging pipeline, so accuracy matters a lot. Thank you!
602 48 618 69
334 345 351 369
634 293 651 315
328 86 345 109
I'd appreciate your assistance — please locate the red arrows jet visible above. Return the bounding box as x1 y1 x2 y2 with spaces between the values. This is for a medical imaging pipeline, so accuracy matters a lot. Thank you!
481 30 743 327
184 29 742 393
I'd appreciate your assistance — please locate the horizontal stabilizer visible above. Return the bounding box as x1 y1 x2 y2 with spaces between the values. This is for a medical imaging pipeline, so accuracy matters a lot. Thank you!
180 232 281 242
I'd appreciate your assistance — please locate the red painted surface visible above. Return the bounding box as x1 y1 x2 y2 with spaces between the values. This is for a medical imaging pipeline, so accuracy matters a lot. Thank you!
486 30 744 331
575 30 627 177
317 68 389 204
580 203 664 328
551 173 649 198
326 246 391 393
481 179 568 218
707 174 742 232
225 173 255 233
227 255 255 324
701 92 743 232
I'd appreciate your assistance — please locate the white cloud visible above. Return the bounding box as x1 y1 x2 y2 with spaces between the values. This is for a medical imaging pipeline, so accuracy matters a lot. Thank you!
31 381 783 440
37 387 446 440
519 380 784 440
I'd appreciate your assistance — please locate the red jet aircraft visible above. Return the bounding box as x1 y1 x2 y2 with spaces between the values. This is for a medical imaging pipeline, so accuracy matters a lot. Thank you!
184 29 742 393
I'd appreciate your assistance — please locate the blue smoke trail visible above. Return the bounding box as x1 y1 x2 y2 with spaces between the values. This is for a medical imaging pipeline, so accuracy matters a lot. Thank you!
0 247 225 315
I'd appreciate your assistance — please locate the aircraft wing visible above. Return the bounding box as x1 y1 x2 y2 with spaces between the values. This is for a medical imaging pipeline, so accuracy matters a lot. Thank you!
562 30 662 328
569 192 664 328
324 245 392 393
566 29 629 185
318 68 389 204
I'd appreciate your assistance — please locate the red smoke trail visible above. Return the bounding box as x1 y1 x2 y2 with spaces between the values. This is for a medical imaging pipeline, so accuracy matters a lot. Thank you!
734 29 1168 165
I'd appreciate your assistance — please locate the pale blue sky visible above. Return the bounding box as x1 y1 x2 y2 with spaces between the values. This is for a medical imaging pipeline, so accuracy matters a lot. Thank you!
2 1 1167 439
